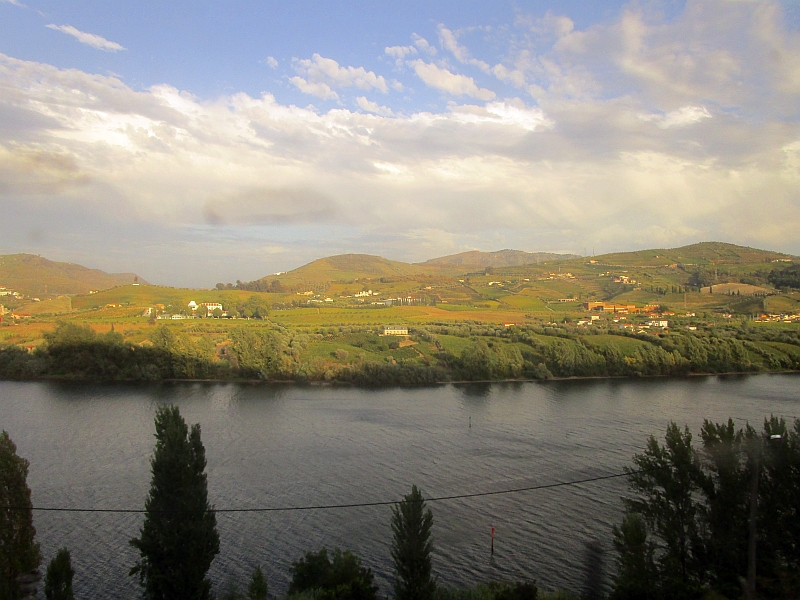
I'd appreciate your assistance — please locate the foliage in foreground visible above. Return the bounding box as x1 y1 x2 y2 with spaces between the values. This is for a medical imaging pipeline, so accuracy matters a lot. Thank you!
391 485 436 600
44 548 74 600
289 548 378 600
0 430 41 600
129 405 220 600
612 417 800 600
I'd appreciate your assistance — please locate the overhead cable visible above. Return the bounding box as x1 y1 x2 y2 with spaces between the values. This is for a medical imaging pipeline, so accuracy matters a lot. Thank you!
1 469 635 514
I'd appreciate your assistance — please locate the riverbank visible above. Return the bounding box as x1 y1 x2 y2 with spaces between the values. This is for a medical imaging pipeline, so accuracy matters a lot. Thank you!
2 320 799 386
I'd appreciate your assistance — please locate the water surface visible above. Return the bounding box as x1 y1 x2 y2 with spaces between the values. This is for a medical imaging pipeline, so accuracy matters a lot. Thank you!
1 375 798 599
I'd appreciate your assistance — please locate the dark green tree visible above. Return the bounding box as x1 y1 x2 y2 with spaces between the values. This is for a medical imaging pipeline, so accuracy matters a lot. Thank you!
0 430 41 600
44 548 74 600
391 485 436 600
697 419 752 598
758 416 800 597
129 406 219 600
623 423 704 600
610 512 658 600
247 566 268 600
289 548 377 600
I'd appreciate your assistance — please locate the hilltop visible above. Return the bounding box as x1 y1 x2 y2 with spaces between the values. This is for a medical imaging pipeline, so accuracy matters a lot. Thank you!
578 242 793 268
243 242 794 291
419 249 578 269
246 249 577 290
0 254 146 297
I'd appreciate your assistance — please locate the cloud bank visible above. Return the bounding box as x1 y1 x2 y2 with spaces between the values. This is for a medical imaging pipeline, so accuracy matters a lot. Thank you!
0 0 798 286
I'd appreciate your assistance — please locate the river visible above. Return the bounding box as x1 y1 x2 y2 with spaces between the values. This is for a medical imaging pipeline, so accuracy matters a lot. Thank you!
1 375 798 599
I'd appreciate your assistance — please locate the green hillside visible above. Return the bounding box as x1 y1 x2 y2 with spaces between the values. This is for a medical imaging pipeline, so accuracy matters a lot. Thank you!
0 254 146 297
419 249 578 269
253 253 439 288
579 242 794 268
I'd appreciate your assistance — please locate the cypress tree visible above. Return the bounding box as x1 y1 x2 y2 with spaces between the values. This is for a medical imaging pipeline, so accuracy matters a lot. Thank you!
0 430 41 600
129 406 219 600
44 548 74 600
247 566 268 600
390 485 435 600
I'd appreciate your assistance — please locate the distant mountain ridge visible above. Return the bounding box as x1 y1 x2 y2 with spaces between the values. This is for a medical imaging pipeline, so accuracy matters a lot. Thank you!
586 242 795 267
419 249 579 269
0 254 146 297
248 242 795 288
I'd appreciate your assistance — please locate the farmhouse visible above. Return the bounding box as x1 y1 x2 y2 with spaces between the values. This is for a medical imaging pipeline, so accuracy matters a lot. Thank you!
647 320 669 329
383 325 408 336
196 302 223 316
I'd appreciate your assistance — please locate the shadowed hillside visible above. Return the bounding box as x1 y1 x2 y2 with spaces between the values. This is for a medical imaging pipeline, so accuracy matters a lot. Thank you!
0 254 146 297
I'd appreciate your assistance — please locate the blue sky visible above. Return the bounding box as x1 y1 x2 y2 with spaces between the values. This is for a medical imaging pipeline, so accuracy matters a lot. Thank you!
1 0 799 286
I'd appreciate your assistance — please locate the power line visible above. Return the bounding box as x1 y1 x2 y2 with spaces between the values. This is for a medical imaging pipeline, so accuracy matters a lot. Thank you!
1 469 634 514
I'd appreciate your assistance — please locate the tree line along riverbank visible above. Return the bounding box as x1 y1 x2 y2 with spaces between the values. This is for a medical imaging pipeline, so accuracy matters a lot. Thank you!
1 319 799 385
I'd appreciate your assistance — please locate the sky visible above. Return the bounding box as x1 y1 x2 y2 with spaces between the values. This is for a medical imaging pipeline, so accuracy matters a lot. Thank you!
1 0 799 287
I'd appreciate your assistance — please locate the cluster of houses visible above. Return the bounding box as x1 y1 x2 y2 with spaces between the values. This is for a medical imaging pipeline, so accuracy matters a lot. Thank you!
754 313 800 323
583 301 666 314
0 286 21 299
537 271 575 280
577 301 689 332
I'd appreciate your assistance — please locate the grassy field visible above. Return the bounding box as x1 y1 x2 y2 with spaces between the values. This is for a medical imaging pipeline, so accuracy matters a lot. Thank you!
582 334 650 355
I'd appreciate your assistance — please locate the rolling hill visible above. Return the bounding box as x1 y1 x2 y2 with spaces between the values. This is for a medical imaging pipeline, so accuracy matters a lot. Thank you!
419 249 578 269
246 243 796 292
0 254 146 297
249 254 439 288
578 242 794 268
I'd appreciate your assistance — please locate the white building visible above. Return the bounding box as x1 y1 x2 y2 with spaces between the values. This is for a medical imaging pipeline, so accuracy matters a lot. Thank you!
383 325 408 336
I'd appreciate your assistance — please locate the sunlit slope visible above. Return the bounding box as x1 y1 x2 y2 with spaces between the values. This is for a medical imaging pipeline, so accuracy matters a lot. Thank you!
258 251 583 287
257 253 440 286
70 285 275 311
419 249 579 269
576 242 794 268
0 254 146 297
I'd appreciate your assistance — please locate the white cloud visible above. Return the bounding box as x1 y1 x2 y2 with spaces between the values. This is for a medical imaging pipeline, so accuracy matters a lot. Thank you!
492 64 526 88
289 76 338 100
640 105 712 129
529 11 574 39
293 53 389 95
1 0 26 7
45 24 125 52
385 45 417 67
412 34 437 56
437 25 491 72
357 96 394 116
264 56 278 68
410 60 496 100
2 0 800 283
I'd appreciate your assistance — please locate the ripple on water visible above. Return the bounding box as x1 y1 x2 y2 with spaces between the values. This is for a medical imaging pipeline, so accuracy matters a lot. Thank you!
0 375 798 599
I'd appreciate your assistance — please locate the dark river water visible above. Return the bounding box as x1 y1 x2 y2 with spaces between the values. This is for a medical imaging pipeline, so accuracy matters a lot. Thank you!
1 375 799 599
